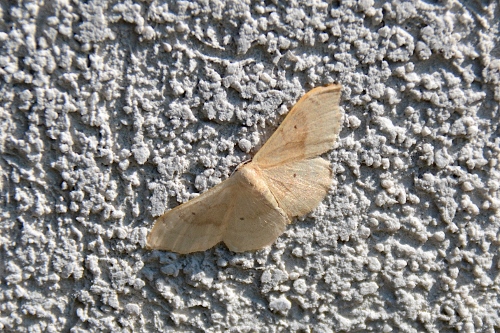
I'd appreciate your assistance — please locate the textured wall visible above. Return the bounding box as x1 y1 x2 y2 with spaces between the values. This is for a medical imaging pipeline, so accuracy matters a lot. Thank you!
1 0 499 332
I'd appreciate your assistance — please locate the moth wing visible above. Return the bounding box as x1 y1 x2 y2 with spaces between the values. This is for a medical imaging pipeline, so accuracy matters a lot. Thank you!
253 84 342 168
147 177 238 254
259 158 332 218
147 167 290 254
222 167 290 252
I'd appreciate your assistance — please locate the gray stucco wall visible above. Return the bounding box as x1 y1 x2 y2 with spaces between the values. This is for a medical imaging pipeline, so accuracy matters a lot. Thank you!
1 1 499 332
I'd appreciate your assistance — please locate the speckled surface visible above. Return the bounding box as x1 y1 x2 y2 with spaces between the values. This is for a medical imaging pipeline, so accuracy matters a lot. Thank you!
1 1 499 332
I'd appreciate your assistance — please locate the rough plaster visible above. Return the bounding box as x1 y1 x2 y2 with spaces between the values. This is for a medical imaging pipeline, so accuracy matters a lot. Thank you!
0 0 499 332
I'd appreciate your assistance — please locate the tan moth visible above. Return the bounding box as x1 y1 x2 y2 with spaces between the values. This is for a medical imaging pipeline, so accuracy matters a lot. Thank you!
147 84 342 253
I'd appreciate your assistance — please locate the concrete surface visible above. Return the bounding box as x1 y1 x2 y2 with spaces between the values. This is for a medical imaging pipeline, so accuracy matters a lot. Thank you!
1 0 499 332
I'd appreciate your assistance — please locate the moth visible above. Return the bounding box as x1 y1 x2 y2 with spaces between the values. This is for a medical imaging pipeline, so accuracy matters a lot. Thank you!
147 84 342 253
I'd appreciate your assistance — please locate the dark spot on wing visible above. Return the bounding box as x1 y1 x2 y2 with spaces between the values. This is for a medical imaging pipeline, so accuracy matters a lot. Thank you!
293 173 297 178
192 212 196 215
309 97 321 106
240 217 245 220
